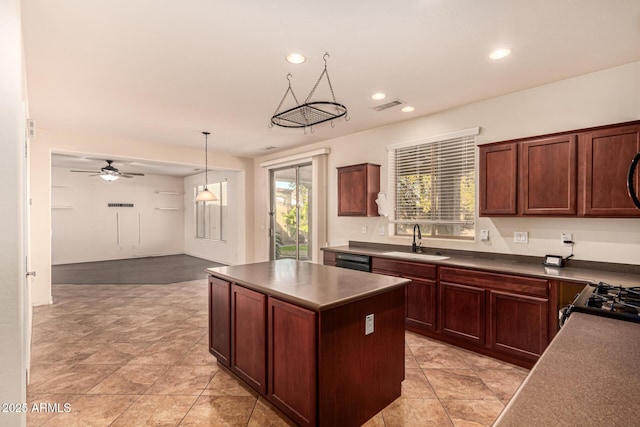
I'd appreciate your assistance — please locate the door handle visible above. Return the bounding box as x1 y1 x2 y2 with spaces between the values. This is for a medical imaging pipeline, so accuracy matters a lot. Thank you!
26 271 37 277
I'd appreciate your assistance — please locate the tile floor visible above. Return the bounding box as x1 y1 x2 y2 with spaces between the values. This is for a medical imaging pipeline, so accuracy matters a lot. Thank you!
28 280 528 426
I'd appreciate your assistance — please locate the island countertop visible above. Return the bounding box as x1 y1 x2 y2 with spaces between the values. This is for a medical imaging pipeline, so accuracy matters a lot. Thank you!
494 313 640 426
206 259 410 312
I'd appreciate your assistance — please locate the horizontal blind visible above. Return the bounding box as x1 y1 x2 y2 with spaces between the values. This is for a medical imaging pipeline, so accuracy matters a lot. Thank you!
391 134 475 224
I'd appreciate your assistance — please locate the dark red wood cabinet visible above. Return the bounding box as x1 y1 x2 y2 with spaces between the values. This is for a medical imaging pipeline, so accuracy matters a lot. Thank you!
580 123 640 216
479 120 640 217
208 276 231 367
520 135 577 215
231 284 267 394
439 281 486 345
268 297 316 426
337 163 380 216
479 142 518 215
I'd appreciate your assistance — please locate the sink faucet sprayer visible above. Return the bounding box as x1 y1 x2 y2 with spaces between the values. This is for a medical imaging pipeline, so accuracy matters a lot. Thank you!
412 224 422 253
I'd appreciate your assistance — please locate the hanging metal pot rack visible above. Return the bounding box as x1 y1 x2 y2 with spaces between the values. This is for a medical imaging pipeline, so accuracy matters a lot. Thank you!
269 53 348 130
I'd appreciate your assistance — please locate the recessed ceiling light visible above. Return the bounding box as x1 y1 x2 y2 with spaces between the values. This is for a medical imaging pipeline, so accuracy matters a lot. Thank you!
286 53 306 64
371 93 386 100
401 106 415 113
489 48 511 60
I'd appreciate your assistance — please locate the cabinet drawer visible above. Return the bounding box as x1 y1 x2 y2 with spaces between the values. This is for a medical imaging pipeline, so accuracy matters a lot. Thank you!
372 257 436 279
440 267 548 298
323 251 336 266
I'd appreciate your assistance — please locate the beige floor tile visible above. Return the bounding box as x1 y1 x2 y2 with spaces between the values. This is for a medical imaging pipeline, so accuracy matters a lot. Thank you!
361 412 386 427
29 364 120 394
405 344 420 369
109 394 198 427
202 370 255 397
424 369 498 401
412 345 470 369
441 399 505 427
127 341 191 365
475 368 528 400
145 365 218 395
402 368 437 398
41 394 138 427
179 395 256 426
247 397 295 427
79 342 150 364
27 394 75 427
455 348 526 372
87 364 168 395
382 397 454 427
176 342 219 366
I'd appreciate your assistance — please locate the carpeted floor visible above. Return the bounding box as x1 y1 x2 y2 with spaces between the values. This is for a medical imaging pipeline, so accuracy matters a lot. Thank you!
52 254 225 285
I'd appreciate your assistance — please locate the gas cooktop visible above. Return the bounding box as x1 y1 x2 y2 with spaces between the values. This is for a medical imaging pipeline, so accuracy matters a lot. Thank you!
568 282 640 323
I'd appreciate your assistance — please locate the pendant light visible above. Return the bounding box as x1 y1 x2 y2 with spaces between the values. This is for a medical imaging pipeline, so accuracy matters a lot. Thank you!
195 131 218 202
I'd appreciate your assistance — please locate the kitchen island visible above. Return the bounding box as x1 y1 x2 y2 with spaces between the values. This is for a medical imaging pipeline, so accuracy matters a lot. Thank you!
206 259 410 427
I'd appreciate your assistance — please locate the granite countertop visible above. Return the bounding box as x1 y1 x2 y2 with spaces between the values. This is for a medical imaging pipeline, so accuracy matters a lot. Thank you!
206 259 410 312
494 313 640 426
322 245 640 287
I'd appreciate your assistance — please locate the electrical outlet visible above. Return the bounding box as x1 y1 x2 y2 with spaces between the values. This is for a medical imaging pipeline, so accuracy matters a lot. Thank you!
361 226 367 234
379 226 385 236
561 233 573 246
365 314 374 335
480 229 489 241
514 231 529 244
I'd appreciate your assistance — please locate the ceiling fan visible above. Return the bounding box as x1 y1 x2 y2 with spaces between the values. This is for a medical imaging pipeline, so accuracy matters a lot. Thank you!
70 160 145 182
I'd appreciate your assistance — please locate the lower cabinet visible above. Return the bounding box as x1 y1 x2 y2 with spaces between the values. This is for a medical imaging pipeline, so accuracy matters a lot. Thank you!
231 285 267 394
489 290 549 360
405 276 437 331
208 276 231 367
268 297 317 426
439 282 486 345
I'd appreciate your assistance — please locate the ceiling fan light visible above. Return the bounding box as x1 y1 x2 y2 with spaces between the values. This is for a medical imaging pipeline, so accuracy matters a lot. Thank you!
195 187 218 202
100 173 119 182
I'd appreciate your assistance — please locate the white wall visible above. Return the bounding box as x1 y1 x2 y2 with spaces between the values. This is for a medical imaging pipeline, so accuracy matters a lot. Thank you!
30 129 254 305
51 168 184 264
183 170 246 265
254 61 640 266
0 0 27 424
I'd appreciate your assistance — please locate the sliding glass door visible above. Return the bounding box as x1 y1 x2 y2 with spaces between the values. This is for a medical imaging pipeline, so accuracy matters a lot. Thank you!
270 163 312 261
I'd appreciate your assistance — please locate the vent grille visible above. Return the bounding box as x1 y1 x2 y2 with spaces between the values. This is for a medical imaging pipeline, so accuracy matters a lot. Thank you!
372 99 405 111
108 203 134 208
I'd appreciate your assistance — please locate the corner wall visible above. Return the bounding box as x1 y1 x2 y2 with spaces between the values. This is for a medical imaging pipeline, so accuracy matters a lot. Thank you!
254 61 640 266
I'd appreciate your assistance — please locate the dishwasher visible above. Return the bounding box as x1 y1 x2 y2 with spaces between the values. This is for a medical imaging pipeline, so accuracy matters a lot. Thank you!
335 252 372 272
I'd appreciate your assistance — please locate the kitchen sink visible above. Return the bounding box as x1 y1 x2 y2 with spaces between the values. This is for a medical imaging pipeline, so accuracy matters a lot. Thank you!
382 251 450 261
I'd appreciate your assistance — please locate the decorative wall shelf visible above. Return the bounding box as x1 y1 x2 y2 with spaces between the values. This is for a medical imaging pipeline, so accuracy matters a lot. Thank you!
52 206 74 210
156 191 182 195
156 207 180 211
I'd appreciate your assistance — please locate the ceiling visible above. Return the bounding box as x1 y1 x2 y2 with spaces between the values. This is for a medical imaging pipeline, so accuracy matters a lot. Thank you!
51 153 200 177
23 1 640 160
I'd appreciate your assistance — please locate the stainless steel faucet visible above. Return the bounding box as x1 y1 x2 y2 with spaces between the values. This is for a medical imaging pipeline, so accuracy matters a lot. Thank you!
412 224 422 253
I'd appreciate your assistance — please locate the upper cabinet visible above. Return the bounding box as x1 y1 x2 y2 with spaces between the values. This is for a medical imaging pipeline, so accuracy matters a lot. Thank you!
580 124 640 217
337 163 380 216
520 134 577 215
479 121 640 218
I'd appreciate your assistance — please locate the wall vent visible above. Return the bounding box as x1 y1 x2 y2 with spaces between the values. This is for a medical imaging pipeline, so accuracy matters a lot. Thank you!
108 203 134 208
371 99 405 111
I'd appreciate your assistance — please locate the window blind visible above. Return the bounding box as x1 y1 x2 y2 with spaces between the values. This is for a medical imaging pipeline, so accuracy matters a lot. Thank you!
387 128 478 238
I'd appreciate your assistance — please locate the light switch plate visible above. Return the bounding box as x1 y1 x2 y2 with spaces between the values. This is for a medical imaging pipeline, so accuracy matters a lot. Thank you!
362 226 368 234
480 229 489 241
365 314 374 335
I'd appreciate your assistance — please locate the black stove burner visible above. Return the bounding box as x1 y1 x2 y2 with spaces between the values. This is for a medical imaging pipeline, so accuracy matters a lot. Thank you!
568 281 640 323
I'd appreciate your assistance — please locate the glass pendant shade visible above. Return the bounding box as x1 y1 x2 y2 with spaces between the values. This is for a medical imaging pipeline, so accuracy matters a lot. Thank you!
195 187 217 202
195 131 218 202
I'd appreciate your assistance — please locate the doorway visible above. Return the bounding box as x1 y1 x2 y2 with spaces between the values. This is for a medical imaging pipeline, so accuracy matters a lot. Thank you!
270 163 312 261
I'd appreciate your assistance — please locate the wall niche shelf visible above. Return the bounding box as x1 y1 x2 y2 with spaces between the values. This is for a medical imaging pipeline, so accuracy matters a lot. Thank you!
156 207 180 211
155 191 182 195
52 206 74 210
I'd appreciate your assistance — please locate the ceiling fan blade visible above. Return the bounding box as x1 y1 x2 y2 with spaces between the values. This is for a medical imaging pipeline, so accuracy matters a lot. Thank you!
70 170 100 173
121 172 145 176
119 174 134 178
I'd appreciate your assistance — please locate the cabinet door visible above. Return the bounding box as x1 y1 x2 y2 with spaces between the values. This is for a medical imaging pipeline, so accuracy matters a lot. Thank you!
479 143 518 215
323 251 336 267
580 124 640 217
337 163 380 216
521 135 577 215
231 284 267 394
406 276 437 331
208 276 231 367
489 290 549 360
439 282 485 345
268 297 317 427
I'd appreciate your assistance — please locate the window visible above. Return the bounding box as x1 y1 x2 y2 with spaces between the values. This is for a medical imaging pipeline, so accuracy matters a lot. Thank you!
194 180 227 240
388 128 478 239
